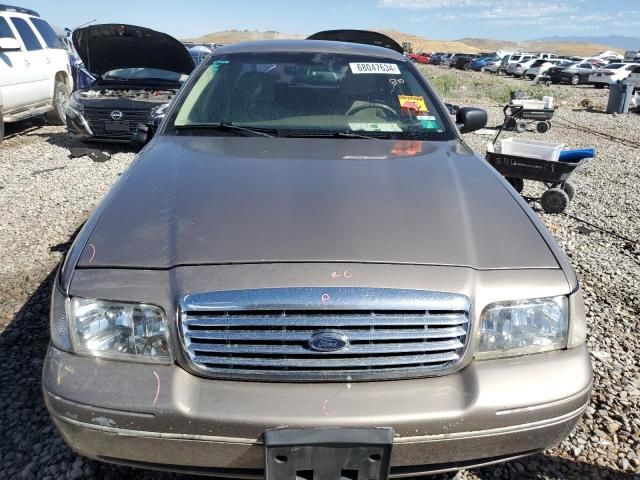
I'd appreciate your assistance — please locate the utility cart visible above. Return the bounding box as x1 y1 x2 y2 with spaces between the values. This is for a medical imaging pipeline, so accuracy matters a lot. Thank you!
485 122 593 213
504 101 556 133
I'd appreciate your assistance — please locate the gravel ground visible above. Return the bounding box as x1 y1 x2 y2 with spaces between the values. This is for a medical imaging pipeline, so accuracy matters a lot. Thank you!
0 68 639 479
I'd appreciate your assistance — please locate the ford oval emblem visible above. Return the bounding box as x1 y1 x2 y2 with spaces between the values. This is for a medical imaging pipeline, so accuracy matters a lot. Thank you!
308 331 349 353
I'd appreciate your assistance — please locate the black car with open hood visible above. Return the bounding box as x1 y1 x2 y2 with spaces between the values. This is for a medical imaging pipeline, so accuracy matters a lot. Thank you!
66 24 195 143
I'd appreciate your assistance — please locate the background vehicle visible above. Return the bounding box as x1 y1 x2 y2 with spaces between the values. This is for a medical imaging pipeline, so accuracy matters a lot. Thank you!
511 56 538 77
66 23 194 143
627 65 640 90
428 52 446 65
507 54 535 75
589 63 640 89
525 59 566 80
406 51 430 64
0 4 72 142
497 53 524 75
451 53 477 70
623 50 640 62
550 62 599 85
469 54 500 71
484 56 505 73
524 59 562 80
440 53 454 66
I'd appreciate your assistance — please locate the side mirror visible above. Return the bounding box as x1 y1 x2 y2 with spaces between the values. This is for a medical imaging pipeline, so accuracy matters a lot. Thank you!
133 123 151 147
456 107 488 134
0 38 21 52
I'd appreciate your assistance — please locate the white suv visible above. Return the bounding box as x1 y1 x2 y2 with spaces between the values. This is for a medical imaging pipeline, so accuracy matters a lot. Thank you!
0 5 72 142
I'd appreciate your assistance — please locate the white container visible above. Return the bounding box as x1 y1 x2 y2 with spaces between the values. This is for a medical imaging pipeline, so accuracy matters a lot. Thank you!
500 137 564 161
543 95 554 109
510 98 545 110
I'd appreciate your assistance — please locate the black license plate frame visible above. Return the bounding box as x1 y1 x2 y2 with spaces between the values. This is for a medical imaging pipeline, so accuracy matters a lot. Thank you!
264 428 393 480
104 120 130 132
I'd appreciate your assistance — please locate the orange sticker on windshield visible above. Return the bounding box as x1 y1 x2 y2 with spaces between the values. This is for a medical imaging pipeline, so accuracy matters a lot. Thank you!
398 95 428 113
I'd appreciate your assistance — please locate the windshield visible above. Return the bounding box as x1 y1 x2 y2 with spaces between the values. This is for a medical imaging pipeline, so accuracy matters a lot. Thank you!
172 52 452 140
103 68 186 83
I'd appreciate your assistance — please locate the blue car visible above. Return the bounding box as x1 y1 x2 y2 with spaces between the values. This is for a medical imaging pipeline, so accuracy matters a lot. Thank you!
470 56 500 71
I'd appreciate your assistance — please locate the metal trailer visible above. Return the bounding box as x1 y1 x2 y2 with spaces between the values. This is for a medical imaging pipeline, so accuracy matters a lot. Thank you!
485 114 591 214
503 103 556 133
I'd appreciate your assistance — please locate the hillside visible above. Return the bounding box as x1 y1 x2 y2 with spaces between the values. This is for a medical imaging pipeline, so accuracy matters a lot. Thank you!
188 30 623 57
535 35 640 51
186 29 303 44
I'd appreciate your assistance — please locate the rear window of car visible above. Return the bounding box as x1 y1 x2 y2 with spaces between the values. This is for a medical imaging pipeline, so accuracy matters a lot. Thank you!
9 17 42 51
172 51 454 141
0 17 15 38
30 18 63 49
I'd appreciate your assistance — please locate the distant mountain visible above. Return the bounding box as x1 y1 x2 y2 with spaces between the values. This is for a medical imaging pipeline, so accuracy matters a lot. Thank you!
534 36 640 51
186 30 625 57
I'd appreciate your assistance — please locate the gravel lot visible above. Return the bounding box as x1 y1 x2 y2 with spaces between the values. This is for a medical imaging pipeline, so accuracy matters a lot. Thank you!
0 67 638 479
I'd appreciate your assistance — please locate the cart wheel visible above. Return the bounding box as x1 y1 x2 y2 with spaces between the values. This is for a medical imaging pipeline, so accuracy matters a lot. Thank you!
515 120 528 133
536 121 550 133
506 177 524 193
541 188 569 214
563 182 575 201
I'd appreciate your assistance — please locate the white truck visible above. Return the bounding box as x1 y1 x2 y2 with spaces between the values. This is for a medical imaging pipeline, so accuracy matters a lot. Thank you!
0 5 72 142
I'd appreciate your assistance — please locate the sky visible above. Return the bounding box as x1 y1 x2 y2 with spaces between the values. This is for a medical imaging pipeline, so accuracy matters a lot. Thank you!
9 0 640 41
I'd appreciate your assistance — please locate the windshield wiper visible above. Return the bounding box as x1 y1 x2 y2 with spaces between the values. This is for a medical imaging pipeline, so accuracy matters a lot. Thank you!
175 122 277 138
284 131 390 140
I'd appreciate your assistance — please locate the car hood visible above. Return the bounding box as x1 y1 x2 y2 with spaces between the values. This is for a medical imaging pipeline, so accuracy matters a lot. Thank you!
77 137 558 270
72 24 194 76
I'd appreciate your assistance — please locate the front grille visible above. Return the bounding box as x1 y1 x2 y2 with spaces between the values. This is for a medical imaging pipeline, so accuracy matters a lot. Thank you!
83 107 150 139
179 288 471 381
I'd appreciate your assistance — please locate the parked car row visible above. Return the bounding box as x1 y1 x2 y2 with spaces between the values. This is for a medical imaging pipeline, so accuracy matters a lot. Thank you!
423 47 639 91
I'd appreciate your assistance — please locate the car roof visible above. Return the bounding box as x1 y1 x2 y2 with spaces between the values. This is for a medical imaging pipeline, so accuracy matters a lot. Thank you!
214 39 408 61
0 4 39 17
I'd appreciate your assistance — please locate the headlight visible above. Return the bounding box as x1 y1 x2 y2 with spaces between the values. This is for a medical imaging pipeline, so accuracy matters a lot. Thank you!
476 296 568 359
67 95 84 117
68 297 171 363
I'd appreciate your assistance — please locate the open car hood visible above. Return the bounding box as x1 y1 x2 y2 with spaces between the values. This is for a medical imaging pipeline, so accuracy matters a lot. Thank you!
72 24 194 76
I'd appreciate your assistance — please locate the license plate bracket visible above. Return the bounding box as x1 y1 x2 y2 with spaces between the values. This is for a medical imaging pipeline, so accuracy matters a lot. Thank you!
104 120 130 132
264 428 393 480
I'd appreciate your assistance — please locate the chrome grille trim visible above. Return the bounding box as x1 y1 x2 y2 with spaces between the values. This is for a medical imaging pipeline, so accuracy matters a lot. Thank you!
83 107 150 139
178 288 471 382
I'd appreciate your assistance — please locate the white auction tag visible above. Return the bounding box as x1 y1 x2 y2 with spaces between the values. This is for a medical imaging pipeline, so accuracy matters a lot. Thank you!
349 62 401 74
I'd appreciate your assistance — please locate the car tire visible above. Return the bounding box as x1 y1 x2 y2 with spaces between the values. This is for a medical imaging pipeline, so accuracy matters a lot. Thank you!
45 81 70 126
410 58 417 63
594 84 605 89
506 177 524 193
563 182 575 201
541 188 569 214
570 75 580 85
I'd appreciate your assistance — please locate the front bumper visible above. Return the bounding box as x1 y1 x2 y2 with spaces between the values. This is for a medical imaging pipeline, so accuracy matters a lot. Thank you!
43 344 592 476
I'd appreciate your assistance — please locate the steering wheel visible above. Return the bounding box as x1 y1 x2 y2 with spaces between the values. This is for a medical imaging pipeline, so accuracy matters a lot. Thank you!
346 102 399 119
